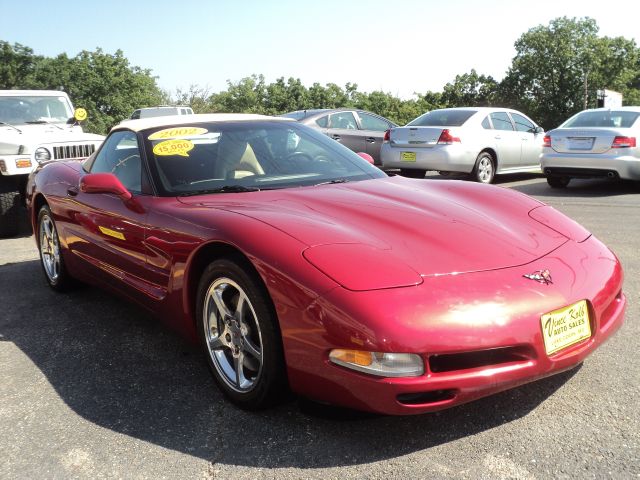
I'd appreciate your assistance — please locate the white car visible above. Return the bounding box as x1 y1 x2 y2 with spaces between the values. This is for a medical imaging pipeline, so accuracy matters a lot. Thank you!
540 107 640 188
381 107 544 183
0 90 104 237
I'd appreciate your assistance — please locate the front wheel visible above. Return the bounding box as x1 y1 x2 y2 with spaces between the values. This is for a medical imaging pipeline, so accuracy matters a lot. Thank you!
37 205 75 291
472 152 495 184
196 258 287 410
399 169 426 179
546 176 571 188
0 185 20 238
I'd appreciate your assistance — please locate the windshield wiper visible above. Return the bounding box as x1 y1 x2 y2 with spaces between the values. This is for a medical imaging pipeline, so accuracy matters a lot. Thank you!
25 120 64 130
0 121 22 133
178 185 261 196
314 178 349 186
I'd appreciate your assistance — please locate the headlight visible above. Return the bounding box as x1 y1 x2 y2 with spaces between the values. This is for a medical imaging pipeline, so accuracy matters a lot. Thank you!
35 147 51 163
329 349 424 377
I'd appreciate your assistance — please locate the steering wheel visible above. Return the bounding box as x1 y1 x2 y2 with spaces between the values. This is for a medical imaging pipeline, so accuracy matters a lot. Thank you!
284 151 314 163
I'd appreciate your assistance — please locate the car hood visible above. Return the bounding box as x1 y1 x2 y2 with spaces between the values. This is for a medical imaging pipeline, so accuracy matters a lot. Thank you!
178 177 568 289
0 124 104 152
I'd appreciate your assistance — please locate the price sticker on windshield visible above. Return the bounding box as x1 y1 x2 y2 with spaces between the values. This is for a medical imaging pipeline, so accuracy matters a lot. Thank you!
148 127 208 140
153 139 194 157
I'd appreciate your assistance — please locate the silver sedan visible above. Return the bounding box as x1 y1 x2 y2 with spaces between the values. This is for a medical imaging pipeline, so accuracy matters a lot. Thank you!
380 107 544 183
540 107 640 188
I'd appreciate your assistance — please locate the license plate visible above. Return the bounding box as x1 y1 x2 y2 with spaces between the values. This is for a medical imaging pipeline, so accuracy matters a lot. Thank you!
568 137 594 150
540 300 591 355
400 152 416 162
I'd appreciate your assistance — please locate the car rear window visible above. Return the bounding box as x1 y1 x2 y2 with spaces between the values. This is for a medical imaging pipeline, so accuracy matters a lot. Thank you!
408 110 476 127
563 110 640 128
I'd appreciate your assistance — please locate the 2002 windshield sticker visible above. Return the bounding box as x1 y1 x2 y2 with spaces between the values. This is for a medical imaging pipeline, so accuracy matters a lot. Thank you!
148 127 208 140
153 139 194 157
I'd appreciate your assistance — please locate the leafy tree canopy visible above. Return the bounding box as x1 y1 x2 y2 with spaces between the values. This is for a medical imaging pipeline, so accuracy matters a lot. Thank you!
2 17 639 132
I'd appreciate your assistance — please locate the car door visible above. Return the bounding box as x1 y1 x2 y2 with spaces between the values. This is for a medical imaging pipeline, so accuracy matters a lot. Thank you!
327 111 366 153
355 111 393 164
65 130 154 299
510 112 543 167
489 111 521 169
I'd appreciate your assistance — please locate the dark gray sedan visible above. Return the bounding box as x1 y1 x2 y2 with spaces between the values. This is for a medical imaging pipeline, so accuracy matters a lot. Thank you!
280 109 397 165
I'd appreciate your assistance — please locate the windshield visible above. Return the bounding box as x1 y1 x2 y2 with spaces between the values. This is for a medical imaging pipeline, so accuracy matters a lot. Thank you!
143 121 385 195
562 110 640 128
408 109 476 127
0 95 73 125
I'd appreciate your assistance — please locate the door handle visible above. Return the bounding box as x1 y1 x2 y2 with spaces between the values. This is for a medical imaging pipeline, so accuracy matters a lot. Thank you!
331 134 341 141
366 137 377 143
67 186 79 197
494 136 502 140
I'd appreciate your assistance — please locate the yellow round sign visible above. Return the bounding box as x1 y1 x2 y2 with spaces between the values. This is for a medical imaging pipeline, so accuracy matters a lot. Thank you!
74 108 88 122
153 139 194 157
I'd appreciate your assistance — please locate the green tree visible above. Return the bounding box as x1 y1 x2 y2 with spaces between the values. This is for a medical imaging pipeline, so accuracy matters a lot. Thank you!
0 41 41 89
500 17 640 129
29 48 165 133
441 69 498 107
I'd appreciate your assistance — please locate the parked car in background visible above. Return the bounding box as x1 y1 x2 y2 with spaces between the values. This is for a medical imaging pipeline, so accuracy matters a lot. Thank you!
381 107 544 183
0 90 104 237
540 107 640 188
26 114 625 414
130 106 194 119
280 109 397 165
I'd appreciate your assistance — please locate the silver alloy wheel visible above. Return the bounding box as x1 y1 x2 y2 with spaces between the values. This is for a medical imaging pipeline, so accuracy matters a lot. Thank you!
477 155 494 183
203 277 264 393
39 213 61 283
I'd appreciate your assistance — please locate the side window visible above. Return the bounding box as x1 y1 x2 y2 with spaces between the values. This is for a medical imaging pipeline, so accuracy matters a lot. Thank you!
315 115 328 128
329 111 357 130
490 112 514 131
358 112 390 132
481 116 492 129
511 113 536 133
90 130 143 193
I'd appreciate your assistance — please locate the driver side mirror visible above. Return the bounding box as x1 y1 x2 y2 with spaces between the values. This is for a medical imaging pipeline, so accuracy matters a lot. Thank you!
356 152 375 164
534 126 544 134
80 173 132 201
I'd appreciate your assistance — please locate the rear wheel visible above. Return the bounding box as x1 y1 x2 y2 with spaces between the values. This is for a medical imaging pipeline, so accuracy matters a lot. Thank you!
399 169 426 179
472 152 495 184
196 258 287 410
546 176 571 188
0 180 20 238
37 205 75 291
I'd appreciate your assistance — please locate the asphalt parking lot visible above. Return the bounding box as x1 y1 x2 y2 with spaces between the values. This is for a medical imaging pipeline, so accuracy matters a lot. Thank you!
1 174 638 479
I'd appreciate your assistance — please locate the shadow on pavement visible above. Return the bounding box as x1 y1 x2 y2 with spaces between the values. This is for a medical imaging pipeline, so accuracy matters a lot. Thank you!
510 178 639 198
1 259 580 469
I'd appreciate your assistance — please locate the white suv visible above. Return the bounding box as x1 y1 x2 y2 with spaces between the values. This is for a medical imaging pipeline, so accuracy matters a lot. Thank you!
0 90 104 236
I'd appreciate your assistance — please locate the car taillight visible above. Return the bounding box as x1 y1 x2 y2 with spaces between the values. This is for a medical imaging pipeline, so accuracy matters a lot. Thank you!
437 129 461 144
611 136 636 148
383 129 390 142
543 135 552 147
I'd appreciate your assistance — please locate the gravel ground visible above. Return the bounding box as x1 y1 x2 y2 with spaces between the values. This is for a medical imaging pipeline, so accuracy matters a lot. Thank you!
1 174 638 479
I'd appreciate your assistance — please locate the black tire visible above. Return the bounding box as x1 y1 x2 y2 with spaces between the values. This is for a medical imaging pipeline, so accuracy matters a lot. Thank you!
37 205 76 291
399 169 426 179
472 152 495 184
0 186 20 238
196 257 288 410
546 176 571 188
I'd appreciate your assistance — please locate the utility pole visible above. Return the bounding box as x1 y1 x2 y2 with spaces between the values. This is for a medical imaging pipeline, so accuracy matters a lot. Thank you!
583 71 588 109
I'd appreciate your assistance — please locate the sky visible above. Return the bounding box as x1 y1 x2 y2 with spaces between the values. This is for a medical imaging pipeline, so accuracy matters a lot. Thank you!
1 0 638 99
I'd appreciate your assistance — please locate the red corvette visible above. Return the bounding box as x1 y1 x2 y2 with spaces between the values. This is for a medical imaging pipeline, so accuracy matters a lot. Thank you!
26 114 626 414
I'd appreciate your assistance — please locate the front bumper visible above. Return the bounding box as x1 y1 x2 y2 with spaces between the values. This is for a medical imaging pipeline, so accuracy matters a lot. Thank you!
283 235 625 415
541 151 640 180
